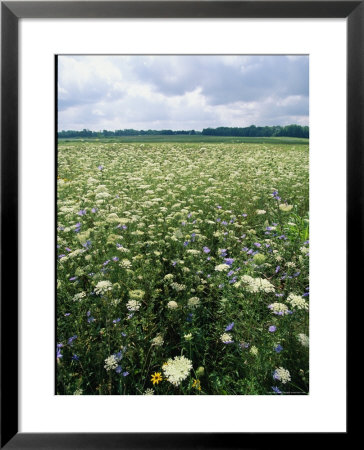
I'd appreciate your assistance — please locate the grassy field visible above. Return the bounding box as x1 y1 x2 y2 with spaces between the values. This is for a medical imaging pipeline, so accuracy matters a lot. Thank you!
57 140 309 395
58 135 309 145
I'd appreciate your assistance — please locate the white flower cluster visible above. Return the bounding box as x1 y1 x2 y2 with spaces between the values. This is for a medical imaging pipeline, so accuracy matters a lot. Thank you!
170 282 186 291
287 293 308 310
187 297 200 308
273 367 291 384
241 275 275 293
151 334 164 347
297 333 309 347
104 355 118 371
162 355 193 386
268 302 290 315
220 332 233 343
279 203 293 212
215 264 230 272
126 299 141 311
73 291 86 302
167 300 178 310
94 280 112 295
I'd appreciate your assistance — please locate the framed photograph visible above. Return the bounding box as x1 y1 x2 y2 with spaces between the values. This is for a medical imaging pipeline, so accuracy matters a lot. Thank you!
1 1 355 447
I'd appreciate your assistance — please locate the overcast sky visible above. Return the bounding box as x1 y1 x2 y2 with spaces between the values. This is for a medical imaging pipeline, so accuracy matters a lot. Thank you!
58 55 309 131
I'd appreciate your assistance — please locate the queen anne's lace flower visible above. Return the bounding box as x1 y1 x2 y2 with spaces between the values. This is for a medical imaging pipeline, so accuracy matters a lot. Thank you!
215 264 230 272
126 300 141 311
287 293 309 310
273 367 291 384
268 302 290 315
241 275 275 293
220 332 233 344
187 297 200 308
297 333 309 347
104 355 118 371
162 355 193 386
95 281 112 295
166 300 177 310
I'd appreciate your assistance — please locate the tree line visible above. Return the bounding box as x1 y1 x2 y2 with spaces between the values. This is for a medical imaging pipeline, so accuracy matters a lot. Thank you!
58 124 308 139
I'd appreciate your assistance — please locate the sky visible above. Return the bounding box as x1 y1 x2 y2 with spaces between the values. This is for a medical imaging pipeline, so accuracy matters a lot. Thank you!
58 55 309 131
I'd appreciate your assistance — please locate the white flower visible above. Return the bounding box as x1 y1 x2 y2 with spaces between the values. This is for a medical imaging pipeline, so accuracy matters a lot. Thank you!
287 293 309 310
170 282 186 291
250 345 258 356
273 367 291 384
187 297 200 308
256 209 266 215
184 333 193 341
162 355 193 386
73 291 86 302
268 302 290 315
95 280 112 295
144 388 154 395
297 333 309 347
120 259 132 269
126 300 141 311
241 275 275 293
220 333 233 343
151 334 164 347
279 203 293 212
167 300 178 310
104 355 118 371
215 264 230 272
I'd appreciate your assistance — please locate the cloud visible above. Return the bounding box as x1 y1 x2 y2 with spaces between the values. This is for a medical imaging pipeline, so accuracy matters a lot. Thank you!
58 55 308 131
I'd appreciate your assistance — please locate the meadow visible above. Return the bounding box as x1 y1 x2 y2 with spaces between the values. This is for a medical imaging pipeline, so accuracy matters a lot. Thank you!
57 138 309 395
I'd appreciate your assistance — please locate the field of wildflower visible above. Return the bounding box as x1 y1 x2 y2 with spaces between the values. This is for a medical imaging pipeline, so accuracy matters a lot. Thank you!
57 139 309 395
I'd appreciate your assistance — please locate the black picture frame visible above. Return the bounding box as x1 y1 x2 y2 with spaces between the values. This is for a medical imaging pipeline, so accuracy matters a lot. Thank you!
1 1 355 448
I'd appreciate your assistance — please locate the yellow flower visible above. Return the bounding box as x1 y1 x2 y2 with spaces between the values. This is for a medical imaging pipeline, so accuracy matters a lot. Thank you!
192 379 201 391
150 372 163 385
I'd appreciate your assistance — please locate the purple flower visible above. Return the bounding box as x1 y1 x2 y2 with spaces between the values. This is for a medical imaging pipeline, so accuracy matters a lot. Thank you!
67 335 78 345
123 371 129 377
224 258 234 266
254 242 261 247
58 254 66 259
72 354 79 361
203 246 210 254
274 344 283 353
98 165 103 170
91 208 97 213
57 349 63 359
186 313 193 323
78 209 86 216
225 322 234 331
275 266 280 273
227 270 234 277
64 313 71 317
271 386 282 394
113 318 121 324
112 256 119 262
115 366 123 374
268 325 276 333
69 276 77 281
183 241 189 247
